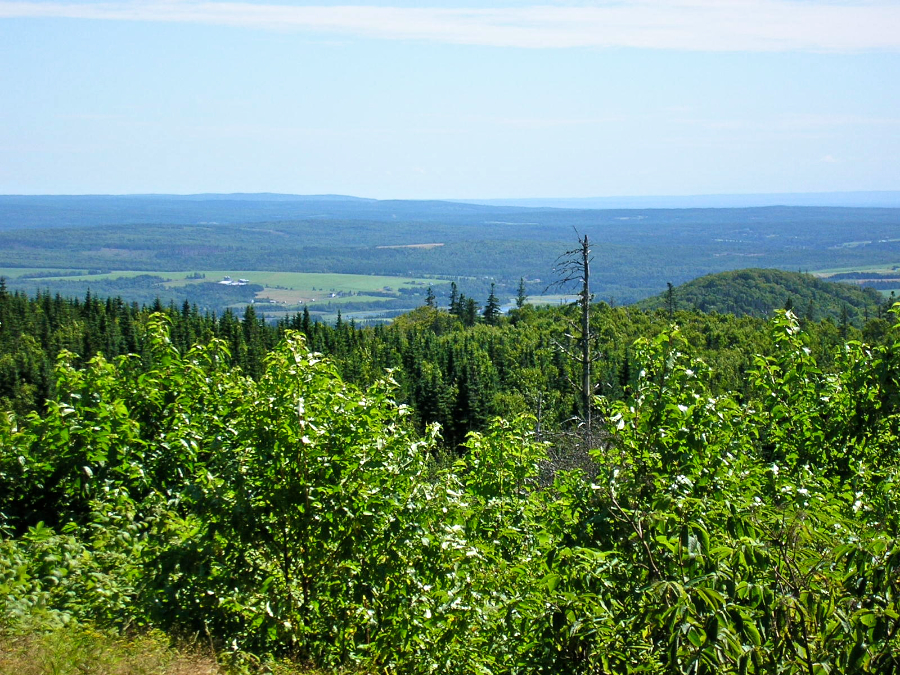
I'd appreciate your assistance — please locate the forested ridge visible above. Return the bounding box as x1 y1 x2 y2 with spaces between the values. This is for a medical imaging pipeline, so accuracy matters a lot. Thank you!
636 268 884 323
2 282 900 673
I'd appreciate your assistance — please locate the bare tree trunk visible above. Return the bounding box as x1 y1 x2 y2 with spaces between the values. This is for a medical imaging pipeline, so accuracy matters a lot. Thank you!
548 232 595 449
579 235 591 441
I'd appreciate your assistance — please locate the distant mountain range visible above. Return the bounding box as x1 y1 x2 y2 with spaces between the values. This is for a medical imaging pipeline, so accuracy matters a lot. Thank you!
458 191 900 210
4 191 900 210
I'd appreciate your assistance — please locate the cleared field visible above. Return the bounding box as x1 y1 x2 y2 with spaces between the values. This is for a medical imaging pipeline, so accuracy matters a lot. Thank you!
258 289 391 305
8 268 448 309
0 267 87 279
528 293 580 306
27 269 441 289
810 263 900 298
813 263 900 276
376 243 445 249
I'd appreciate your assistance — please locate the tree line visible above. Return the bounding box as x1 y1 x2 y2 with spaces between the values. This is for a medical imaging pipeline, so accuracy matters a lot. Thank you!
2 278 894 447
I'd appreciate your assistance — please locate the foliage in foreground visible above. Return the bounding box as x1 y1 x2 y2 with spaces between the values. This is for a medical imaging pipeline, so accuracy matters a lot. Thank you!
2 311 900 673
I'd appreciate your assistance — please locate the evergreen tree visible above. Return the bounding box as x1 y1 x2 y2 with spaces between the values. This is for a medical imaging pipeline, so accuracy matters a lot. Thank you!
302 306 311 334
449 282 460 316
462 297 479 327
483 283 501 326
516 277 527 309
425 286 435 308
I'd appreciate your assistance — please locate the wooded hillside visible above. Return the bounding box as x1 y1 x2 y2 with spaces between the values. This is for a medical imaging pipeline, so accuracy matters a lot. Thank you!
635 268 883 322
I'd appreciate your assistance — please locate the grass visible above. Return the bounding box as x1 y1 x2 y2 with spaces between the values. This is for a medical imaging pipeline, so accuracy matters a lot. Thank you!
0 624 332 675
11 269 445 291
0 268 449 309
0 267 87 279
254 290 390 306
808 263 900 298
0 626 218 675
527 294 580 306
813 262 900 276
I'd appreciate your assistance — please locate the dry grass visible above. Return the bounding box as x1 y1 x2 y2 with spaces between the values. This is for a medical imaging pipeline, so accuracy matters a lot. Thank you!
0 624 339 675
0 628 343 675
0 627 219 675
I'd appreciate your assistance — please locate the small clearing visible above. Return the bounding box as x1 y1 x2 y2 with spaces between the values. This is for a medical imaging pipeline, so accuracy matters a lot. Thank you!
375 243 444 249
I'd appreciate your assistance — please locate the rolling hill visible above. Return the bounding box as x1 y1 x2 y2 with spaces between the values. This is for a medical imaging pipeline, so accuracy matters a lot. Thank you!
634 268 885 324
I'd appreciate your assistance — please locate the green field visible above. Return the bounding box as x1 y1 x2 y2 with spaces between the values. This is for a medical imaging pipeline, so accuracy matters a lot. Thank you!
812 262 900 275
2 268 448 305
811 263 900 297
0 267 455 320
16 269 445 289
0 267 88 278
528 293 580 306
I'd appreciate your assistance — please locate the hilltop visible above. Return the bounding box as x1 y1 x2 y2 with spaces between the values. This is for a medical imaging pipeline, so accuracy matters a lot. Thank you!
635 268 884 323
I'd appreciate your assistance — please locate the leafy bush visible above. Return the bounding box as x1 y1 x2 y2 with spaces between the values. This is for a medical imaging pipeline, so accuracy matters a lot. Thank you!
2 311 900 672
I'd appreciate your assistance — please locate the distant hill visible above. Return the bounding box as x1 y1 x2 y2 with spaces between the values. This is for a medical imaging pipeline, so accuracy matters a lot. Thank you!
634 268 884 324
2 196 900 308
461 191 900 209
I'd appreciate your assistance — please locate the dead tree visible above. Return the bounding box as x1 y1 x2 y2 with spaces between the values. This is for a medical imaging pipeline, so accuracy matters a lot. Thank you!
547 232 597 446
534 233 606 485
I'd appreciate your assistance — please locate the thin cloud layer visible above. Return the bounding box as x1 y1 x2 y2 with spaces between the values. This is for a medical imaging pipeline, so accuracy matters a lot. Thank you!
1 0 898 51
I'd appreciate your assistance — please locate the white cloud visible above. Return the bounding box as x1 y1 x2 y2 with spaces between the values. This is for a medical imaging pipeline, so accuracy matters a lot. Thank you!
1 0 899 51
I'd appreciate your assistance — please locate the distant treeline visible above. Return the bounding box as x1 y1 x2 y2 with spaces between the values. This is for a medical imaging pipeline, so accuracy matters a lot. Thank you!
3 199 900 305
2 280 894 448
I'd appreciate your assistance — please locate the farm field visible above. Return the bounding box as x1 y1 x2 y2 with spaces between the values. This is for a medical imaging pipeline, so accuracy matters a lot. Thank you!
2 267 448 308
526 293 580 306
0 267 88 278
16 268 443 291
812 262 900 297
813 262 900 275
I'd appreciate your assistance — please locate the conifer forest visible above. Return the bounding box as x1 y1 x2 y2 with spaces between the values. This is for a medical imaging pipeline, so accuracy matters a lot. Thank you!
2 273 900 673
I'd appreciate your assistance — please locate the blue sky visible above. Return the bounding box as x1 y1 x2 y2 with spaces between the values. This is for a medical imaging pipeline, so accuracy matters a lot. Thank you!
1 0 898 198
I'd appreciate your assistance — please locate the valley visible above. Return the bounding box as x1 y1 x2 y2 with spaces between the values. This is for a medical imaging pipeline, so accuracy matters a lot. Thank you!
2 195 899 318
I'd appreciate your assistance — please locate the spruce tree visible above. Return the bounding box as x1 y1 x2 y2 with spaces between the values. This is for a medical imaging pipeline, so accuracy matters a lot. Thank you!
449 282 460 316
516 278 527 309
483 283 501 325
463 297 479 327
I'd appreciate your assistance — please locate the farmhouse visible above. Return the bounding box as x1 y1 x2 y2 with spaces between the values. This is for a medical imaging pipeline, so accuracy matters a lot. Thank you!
219 276 250 286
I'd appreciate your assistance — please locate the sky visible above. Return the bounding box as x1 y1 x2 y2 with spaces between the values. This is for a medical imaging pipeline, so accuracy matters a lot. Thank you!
1 0 899 199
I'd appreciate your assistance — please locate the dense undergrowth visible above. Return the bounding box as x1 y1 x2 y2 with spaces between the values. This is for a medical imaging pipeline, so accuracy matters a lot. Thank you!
2 310 900 673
